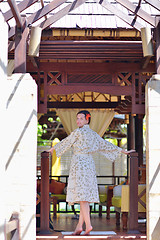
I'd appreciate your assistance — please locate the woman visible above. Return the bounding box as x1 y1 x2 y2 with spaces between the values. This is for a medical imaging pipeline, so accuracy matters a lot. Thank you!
48 110 135 235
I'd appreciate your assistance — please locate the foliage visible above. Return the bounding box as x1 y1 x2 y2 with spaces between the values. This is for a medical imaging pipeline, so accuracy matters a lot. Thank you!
37 122 49 145
104 123 127 148
37 116 61 145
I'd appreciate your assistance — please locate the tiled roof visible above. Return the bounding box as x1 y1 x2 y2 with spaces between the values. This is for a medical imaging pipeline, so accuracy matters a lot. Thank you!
0 0 159 29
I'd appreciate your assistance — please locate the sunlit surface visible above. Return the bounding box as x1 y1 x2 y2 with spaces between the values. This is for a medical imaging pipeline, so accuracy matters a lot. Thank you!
36 235 147 239
36 236 58 239
36 213 146 239
64 237 109 239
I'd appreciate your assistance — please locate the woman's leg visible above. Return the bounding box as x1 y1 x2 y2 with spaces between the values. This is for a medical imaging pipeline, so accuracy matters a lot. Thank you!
72 210 84 235
80 201 93 235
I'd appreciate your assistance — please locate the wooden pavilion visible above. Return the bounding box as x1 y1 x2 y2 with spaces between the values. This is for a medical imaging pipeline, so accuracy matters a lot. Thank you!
2 0 159 165
1 0 160 239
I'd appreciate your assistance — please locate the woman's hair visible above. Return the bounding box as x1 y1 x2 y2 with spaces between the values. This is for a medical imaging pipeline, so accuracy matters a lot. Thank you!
77 110 91 124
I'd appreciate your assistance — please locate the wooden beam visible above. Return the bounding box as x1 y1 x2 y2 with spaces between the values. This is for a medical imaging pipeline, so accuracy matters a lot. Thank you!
40 0 47 20
14 16 28 73
39 0 87 30
27 61 155 74
47 101 119 109
8 0 67 38
7 0 23 28
132 104 145 114
116 106 131 114
4 0 38 22
51 28 141 38
99 0 143 31
116 0 155 27
141 56 152 69
29 56 39 69
47 84 132 95
156 18 160 74
144 0 160 11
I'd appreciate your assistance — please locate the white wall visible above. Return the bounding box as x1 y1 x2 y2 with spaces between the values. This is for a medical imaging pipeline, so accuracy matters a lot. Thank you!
5 74 37 240
146 74 160 240
0 12 37 240
0 11 8 240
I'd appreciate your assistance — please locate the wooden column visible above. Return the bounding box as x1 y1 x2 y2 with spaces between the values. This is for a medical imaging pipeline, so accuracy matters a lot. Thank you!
14 15 28 73
40 151 50 233
128 115 135 149
128 152 140 234
127 115 135 175
135 114 144 166
156 18 160 74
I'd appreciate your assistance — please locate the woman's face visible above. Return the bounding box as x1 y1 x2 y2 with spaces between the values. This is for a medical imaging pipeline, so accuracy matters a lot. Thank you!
76 113 88 128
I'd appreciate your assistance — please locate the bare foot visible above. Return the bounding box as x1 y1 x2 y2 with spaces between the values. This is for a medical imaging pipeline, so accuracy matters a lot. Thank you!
83 226 93 235
72 228 83 235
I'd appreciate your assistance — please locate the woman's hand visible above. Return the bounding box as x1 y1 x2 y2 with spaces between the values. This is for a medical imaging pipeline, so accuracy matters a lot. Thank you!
47 147 55 155
121 149 136 155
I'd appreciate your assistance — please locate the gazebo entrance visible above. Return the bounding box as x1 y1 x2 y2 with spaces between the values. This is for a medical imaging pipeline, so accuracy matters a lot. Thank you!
1 0 160 239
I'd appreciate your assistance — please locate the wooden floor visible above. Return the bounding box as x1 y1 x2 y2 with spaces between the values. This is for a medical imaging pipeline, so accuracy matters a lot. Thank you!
36 213 147 240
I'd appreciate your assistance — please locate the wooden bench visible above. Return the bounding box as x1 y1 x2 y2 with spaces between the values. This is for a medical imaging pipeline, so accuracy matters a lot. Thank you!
111 184 146 230
37 175 127 219
98 185 114 219
50 184 114 218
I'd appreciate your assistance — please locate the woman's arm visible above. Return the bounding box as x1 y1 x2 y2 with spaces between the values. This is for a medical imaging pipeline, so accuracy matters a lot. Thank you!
47 147 55 155
47 129 79 157
121 149 136 155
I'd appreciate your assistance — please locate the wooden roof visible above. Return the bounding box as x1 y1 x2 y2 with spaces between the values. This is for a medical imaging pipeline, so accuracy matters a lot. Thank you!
1 0 159 31
2 0 159 65
1 0 160 115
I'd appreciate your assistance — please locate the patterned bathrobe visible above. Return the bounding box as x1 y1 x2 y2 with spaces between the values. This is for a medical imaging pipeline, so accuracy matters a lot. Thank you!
54 124 122 206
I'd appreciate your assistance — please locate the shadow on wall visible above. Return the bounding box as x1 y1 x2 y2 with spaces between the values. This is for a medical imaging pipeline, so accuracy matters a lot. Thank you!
149 163 160 191
21 214 36 239
5 109 37 170
6 74 26 109
152 217 160 240
0 58 7 75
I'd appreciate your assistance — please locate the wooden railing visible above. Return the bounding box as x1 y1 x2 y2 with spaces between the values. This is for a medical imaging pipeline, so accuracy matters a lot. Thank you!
39 151 140 233
5 212 20 240
37 175 128 186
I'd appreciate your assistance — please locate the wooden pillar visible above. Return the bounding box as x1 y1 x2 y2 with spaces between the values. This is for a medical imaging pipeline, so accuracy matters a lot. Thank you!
128 152 139 234
156 18 160 74
38 72 48 114
40 151 50 233
14 15 28 73
44 72 48 113
135 115 144 166
128 115 135 149
127 115 135 175
112 139 121 185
